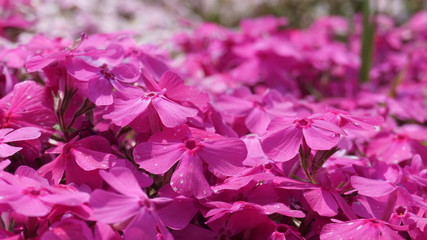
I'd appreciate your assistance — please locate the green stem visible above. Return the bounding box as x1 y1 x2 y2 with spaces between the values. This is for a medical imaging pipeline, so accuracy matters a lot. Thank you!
360 0 375 83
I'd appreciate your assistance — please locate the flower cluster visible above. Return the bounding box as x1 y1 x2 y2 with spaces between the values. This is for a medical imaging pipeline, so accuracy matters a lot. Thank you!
0 9 426 240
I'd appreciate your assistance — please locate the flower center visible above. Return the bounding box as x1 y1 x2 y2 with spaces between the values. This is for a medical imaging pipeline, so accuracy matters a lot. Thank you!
100 65 115 80
393 134 407 142
277 225 287 233
295 118 312 128
146 92 157 98
185 140 197 150
22 187 46 197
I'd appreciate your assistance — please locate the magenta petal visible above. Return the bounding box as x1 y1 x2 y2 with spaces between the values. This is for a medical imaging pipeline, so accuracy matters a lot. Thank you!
37 156 66 184
0 143 22 158
71 147 116 171
90 190 140 224
0 128 14 138
99 167 144 196
111 63 139 83
170 153 212 198
263 203 305 218
134 142 185 175
26 55 56 72
94 222 121 240
320 219 404 240
157 197 198 230
245 107 270 134
39 191 90 206
151 97 197 128
262 126 303 162
198 138 247 176
104 98 150 127
303 125 340 150
9 195 50 217
304 188 338 217
2 127 41 142
159 71 209 108
88 78 113 106
66 57 98 81
351 176 398 197
124 209 158 240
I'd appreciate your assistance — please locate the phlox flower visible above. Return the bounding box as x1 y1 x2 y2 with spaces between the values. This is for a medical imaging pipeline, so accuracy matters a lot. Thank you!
103 71 202 131
134 125 247 198
0 166 89 217
89 167 173 240
0 127 40 158
320 219 405 240
38 135 119 188
66 57 139 106
262 114 345 162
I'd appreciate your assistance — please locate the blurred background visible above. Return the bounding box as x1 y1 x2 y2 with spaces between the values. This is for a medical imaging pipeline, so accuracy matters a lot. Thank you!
1 0 426 42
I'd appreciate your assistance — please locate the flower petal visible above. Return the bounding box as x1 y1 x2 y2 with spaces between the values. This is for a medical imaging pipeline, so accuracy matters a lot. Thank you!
2 127 41 142
152 97 197 128
351 176 398 197
0 143 22 158
198 138 247 176
170 153 212 198
262 126 303 162
134 142 185 175
99 167 144 197
304 188 338 217
90 190 140 224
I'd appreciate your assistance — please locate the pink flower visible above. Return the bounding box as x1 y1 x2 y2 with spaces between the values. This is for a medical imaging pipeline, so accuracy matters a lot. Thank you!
0 166 89 217
134 125 247 198
89 167 173 240
40 218 93 240
0 81 55 132
320 219 405 240
103 72 200 130
262 114 345 162
66 58 139 106
0 127 40 158
37 136 119 188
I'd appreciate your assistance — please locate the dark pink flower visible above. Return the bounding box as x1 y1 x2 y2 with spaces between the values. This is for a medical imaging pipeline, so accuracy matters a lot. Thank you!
320 219 405 240
134 125 247 198
66 58 139 106
38 136 119 188
90 167 173 240
262 114 345 162
0 127 40 158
